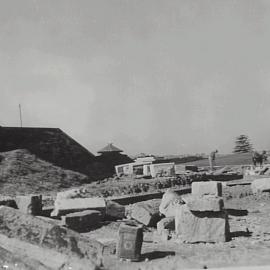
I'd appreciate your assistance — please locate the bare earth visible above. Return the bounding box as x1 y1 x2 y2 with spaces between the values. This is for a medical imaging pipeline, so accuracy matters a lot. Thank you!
85 186 270 270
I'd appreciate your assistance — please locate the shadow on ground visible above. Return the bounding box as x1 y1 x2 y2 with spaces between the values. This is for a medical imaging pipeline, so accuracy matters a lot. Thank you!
230 230 252 238
227 208 248 216
141 251 175 261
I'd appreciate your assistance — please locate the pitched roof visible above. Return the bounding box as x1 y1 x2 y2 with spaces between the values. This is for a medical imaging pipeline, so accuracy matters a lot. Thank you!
97 143 123 153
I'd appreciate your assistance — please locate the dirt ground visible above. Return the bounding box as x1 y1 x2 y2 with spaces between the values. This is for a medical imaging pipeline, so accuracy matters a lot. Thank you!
84 185 270 270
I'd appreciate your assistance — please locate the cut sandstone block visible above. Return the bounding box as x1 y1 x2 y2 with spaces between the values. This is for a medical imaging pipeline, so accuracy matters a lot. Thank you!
15 195 42 215
106 201 125 220
157 217 175 235
131 199 161 226
0 206 104 266
0 234 98 270
251 178 270 193
159 189 185 217
175 204 230 243
51 197 106 217
61 210 102 232
192 181 222 197
186 195 224 212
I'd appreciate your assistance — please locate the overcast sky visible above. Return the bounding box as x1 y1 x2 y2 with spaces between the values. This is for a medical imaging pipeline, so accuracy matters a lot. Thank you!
1 0 270 156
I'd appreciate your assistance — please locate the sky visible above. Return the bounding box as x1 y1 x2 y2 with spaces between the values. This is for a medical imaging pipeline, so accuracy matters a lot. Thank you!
1 0 270 156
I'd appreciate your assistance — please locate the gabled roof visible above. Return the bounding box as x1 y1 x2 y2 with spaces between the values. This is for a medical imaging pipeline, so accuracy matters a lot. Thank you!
97 143 123 153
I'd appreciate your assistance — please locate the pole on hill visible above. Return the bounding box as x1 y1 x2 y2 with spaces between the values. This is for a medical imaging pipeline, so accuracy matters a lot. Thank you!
19 104 23 127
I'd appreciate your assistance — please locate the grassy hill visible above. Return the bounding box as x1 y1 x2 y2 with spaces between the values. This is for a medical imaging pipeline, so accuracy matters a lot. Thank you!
0 149 90 196
183 152 253 167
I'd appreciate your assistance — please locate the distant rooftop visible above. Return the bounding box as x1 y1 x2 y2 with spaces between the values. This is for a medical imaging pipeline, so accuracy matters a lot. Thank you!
97 143 123 154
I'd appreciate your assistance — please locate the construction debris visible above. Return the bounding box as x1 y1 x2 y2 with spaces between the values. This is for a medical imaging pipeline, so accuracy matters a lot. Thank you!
157 217 175 235
61 210 102 232
51 197 106 217
186 195 224 212
117 223 143 261
192 181 222 197
251 178 270 193
0 206 104 266
159 189 185 217
0 234 98 270
130 199 162 226
105 200 126 220
175 204 230 243
15 194 42 215
175 181 229 243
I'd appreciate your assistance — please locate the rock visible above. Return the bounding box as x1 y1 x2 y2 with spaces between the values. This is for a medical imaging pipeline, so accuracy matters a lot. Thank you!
0 244 49 270
61 210 102 232
0 234 98 270
159 189 185 217
157 217 175 235
192 181 222 197
55 188 86 200
51 197 106 217
251 178 270 193
15 195 42 215
131 199 161 226
175 204 230 243
186 195 224 212
0 196 17 208
106 200 126 220
0 206 104 266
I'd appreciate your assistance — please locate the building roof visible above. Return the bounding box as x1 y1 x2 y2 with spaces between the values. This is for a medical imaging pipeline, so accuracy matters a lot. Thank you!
97 143 123 153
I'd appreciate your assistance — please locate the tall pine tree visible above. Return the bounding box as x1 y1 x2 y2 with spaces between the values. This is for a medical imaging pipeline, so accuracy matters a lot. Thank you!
233 135 253 153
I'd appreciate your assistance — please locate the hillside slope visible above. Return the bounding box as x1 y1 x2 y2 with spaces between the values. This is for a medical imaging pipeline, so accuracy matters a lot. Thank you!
183 152 253 167
0 149 89 195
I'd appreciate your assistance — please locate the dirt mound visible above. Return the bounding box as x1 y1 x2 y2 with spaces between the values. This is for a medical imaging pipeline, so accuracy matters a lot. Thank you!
0 149 89 195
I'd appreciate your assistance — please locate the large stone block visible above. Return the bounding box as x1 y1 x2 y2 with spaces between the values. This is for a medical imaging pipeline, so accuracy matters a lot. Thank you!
0 234 98 270
61 210 102 232
159 189 185 217
0 206 104 266
15 195 42 215
157 217 175 235
105 200 125 220
131 199 161 226
251 178 270 193
51 197 106 217
186 195 224 212
192 181 222 197
175 205 230 243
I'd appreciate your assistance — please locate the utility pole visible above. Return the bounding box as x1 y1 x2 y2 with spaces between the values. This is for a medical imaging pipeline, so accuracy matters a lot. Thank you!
19 104 23 127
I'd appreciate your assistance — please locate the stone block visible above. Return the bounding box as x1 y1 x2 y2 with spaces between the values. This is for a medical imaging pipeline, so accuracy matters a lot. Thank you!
131 199 161 226
51 197 106 217
56 188 86 200
157 217 175 235
0 206 104 266
175 204 230 243
61 210 102 232
0 234 98 270
15 194 42 215
106 200 125 220
0 196 17 208
186 195 224 212
159 189 185 217
251 178 270 193
192 181 222 197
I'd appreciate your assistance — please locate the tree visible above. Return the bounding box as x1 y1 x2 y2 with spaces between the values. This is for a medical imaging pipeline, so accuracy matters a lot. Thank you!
233 135 253 153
